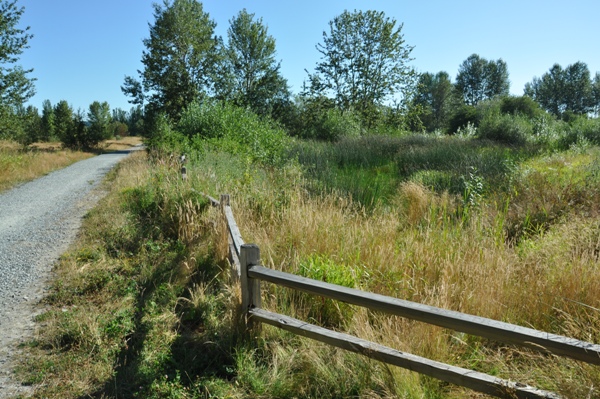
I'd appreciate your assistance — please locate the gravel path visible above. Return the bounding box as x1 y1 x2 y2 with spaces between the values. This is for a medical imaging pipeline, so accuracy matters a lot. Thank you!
0 147 142 397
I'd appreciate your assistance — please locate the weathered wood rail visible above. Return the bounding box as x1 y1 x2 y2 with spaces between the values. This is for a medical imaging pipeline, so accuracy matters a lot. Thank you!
205 192 599 399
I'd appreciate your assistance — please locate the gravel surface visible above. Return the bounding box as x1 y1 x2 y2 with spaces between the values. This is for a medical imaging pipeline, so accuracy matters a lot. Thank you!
0 147 142 397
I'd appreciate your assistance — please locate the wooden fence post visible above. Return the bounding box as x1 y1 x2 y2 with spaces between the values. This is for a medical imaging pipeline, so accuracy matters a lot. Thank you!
220 194 230 207
181 166 187 180
240 244 261 330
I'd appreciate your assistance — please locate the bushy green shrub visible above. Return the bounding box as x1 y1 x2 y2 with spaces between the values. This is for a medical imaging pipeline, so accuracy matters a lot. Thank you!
177 101 288 165
500 95 544 119
477 113 532 145
146 113 191 155
569 116 600 145
297 254 361 327
298 107 362 141
448 105 478 134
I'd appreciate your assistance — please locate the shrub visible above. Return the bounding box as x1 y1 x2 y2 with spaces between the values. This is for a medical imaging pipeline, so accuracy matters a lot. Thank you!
477 113 532 145
146 113 191 156
298 107 362 141
448 105 478 134
500 95 544 119
570 116 600 145
296 254 362 327
177 101 288 165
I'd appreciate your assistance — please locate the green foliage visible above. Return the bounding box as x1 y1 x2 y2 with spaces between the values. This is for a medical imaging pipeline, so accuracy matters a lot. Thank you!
86 101 112 147
54 100 76 147
285 95 365 141
500 95 544 119
448 104 478 133
306 9 415 127
477 112 532 145
216 9 290 119
0 104 39 145
307 107 362 141
298 255 362 327
0 104 22 141
41 99 56 141
0 0 35 107
566 116 600 145
455 54 510 106
412 71 456 132
177 100 288 165
16 104 42 145
525 62 597 117
132 0 219 120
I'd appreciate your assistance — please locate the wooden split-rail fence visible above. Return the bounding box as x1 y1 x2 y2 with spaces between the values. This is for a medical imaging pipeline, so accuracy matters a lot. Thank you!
202 193 599 399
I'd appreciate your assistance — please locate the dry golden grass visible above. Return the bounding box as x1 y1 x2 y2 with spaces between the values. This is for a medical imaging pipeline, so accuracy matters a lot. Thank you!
103 136 144 151
18 146 599 398
0 141 92 192
225 167 600 397
0 137 144 193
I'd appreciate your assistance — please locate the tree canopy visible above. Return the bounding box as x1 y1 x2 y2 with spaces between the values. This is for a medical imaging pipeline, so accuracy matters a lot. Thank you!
216 9 289 118
0 0 35 107
412 71 455 132
525 61 597 117
455 54 509 106
305 9 415 126
124 0 219 121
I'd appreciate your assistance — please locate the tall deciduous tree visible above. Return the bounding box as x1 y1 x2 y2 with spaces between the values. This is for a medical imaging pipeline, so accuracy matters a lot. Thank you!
525 61 595 117
593 72 600 116
413 71 455 132
306 9 415 127
125 0 218 121
0 0 35 107
217 9 289 118
455 54 509 105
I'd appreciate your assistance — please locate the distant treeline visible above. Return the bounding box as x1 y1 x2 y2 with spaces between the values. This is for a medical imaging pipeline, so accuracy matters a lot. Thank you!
1 0 600 149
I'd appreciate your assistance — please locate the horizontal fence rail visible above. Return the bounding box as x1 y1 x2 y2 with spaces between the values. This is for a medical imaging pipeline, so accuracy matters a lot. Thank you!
217 194 243 280
248 265 600 366
197 191 600 399
250 308 561 399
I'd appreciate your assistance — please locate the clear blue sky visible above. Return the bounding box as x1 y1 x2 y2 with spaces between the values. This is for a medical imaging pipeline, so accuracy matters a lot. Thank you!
18 0 600 113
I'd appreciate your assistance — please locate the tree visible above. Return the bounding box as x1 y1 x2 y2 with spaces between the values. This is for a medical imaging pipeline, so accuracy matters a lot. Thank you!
127 105 145 136
525 62 595 117
217 9 289 118
121 76 144 107
16 104 41 144
455 54 509 105
86 101 111 147
0 0 35 107
563 62 593 115
54 100 76 147
125 0 218 121
593 72 600 116
306 9 415 127
412 71 455 131
41 99 55 141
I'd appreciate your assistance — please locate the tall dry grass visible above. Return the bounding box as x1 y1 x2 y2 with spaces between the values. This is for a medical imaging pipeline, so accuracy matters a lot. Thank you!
18 141 600 398
221 154 600 397
0 140 93 191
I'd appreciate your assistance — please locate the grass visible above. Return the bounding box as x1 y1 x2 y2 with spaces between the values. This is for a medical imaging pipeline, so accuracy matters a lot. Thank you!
0 140 92 192
0 136 143 193
15 134 600 398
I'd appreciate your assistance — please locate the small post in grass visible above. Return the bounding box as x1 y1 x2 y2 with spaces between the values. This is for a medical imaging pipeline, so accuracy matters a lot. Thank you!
240 244 261 330
180 153 187 180
181 165 187 180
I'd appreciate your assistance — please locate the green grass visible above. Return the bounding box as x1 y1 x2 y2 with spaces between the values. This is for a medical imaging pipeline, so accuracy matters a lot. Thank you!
17 134 600 398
